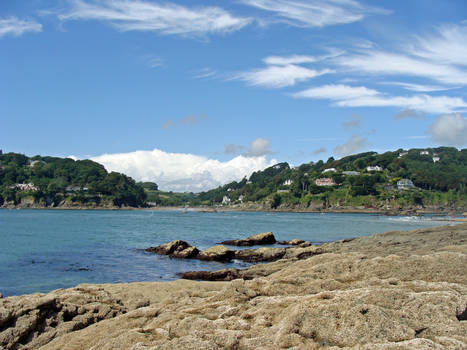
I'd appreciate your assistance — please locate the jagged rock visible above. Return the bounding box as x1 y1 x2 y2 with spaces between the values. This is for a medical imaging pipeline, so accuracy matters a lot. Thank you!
170 246 199 259
145 240 191 255
178 268 244 281
197 245 234 262
234 247 286 262
220 232 276 246
277 239 308 246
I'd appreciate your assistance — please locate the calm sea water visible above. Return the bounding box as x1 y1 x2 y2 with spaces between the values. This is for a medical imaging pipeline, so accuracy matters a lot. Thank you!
0 209 452 296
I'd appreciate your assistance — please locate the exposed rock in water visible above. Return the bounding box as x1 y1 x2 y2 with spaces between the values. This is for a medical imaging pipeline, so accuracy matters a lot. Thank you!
145 240 191 255
170 246 199 259
220 232 276 246
197 245 235 262
277 239 312 246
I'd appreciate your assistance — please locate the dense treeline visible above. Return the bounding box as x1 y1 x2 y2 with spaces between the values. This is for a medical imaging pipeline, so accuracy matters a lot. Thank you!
0 153 146 207
189 147 467 209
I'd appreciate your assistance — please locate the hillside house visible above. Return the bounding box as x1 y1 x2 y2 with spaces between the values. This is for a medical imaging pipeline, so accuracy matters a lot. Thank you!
397 179 415 190
322 168 337 173
420 151 430 155
398 152 408 158
433 156 440 163
283 179 293 186
315 178 336 186
15 183 38 191
222 196 231 205
366 166 382 172
343 171 360 176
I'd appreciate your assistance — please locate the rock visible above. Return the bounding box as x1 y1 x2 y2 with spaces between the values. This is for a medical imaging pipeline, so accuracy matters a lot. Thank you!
178 268 243 281
220 232 276 246
197 245 235 262
234 247 286 262
145 240 191 255
277 239 307 246
170 246 199 259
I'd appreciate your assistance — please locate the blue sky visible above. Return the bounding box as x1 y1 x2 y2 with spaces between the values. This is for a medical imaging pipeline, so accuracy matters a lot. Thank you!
2 0 467 191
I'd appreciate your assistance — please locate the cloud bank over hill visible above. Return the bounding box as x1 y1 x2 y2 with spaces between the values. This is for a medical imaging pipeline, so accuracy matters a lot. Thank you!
91 148 276 192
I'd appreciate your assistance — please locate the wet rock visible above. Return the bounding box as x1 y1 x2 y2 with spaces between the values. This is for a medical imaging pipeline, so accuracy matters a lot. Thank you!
234 248 286 262
178 268 243 281
170 246 199 259
145 240 191 255
277 239 308 246
197 245 235 262
220 232 276 246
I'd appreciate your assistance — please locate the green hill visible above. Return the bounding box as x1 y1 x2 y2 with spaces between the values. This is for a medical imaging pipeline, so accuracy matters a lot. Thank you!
190 147 467 211
0 153 146 208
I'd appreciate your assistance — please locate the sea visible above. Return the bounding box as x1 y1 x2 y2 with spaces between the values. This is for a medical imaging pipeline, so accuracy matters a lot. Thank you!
0 209 455 297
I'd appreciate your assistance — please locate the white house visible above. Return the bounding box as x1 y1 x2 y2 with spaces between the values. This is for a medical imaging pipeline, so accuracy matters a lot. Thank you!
15 183 39 191
397 179 415 190
398 152 408 158
238 195 244 202
366 166 382 172
343 171 360 176
432 156 440 163
222 196 231 205
322 168 337 173
283 179 293 186
420 151 430 155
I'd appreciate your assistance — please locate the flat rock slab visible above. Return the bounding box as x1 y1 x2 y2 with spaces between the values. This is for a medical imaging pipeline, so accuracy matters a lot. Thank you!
220 232 276 246
197 245 235 262
234 247 287 262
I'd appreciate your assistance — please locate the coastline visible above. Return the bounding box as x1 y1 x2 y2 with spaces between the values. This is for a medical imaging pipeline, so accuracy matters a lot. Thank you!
1 223 466 349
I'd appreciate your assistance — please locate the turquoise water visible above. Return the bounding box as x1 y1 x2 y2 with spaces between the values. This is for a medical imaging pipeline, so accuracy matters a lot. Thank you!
0 209 451 296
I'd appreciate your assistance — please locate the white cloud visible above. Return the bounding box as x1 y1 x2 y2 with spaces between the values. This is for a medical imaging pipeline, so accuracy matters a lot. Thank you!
334 135 367 157
312 147 327 155
293 84 467 114
334 51 467 85
91 148 276 192
263 54 319 66
245 137 272 157
427 113 467 146
235 64 332 88
224 144 244 155
0 17 42 38
241 0 389 28
58 0 251 37
383 82 455 92
293 84 379 100
410 24 467 67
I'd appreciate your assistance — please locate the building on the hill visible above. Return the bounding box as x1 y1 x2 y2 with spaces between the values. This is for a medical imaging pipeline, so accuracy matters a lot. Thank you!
315 178 336 186
397 179 415 190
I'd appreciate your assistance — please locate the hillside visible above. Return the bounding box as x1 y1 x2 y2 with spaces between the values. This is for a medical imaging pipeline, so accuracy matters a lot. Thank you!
0 153 146 208
190 147 467 212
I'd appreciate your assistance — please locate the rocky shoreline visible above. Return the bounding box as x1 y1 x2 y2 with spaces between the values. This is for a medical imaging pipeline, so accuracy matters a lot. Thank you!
1 223 466 349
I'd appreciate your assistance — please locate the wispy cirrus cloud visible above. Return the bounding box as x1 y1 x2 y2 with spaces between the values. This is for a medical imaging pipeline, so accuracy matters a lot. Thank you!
234 64 332 88
0 17 42 38
293 84 467 114
240 0 390 28
382 82 456 93
57 0 252 37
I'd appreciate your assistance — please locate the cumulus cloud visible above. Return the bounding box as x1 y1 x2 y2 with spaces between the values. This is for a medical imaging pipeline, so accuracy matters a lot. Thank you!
293 84 467 114
334 135 367 157
245 137 272 157
0 17 42 38
240 0 389 28
57 0 252 37
342 114 362 129
91 148 276 192
427 113 467 146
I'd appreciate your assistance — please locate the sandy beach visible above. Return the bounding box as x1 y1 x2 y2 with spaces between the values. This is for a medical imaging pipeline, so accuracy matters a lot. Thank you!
1 223 466 349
